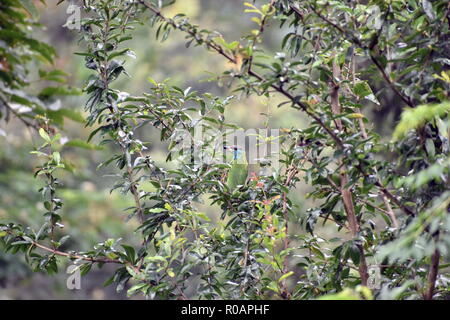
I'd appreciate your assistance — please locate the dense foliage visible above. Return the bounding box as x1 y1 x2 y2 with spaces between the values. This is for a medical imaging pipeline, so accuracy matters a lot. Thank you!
1 0 449 300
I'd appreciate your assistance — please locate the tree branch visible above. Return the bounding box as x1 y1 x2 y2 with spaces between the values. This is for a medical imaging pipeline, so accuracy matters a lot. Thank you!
330 57 368 285
424 234 441 300
139 0 415 220
25 238 122 264
303 2 415 108
0 95 40 131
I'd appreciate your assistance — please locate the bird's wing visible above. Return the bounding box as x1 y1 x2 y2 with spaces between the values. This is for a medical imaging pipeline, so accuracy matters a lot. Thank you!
227 157 248 191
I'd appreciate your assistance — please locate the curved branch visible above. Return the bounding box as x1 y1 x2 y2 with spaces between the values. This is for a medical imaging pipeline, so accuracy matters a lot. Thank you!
31 240 122 264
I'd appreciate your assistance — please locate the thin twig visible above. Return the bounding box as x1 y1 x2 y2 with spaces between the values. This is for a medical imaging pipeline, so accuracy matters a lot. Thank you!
0 95 40 131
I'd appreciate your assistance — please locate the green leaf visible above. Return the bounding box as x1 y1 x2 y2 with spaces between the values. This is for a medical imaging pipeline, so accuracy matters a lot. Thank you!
127 283 148 296
278 271 294 283
52 151 61 164
317 288 361 300
19 0 39 18
108 49 132 61
353 81 379 105
80 263 92 276
349 244 360 265
121 245 136 263
393 101 450 140
44 201 52 211
146 207 167 214
425 139 435 158
39 128 51 143
266 281 280 293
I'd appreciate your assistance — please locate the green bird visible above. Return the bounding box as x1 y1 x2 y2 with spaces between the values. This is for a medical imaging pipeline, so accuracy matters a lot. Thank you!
224 145 248 191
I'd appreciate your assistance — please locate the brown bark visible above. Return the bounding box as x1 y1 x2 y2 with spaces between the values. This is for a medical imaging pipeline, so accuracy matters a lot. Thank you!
331 57 368 286
424 233 441 300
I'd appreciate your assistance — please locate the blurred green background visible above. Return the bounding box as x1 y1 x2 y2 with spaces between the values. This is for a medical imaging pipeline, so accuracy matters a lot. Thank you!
0 0 397 299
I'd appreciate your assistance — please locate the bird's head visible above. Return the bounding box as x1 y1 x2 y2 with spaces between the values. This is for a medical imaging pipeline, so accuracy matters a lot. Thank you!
224 145 243 160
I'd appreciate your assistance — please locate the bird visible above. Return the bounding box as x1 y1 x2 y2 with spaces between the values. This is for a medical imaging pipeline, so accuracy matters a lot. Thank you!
223 145 248 191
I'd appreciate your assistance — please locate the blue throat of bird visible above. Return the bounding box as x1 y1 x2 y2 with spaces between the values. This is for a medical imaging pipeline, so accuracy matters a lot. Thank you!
233 149 243 160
